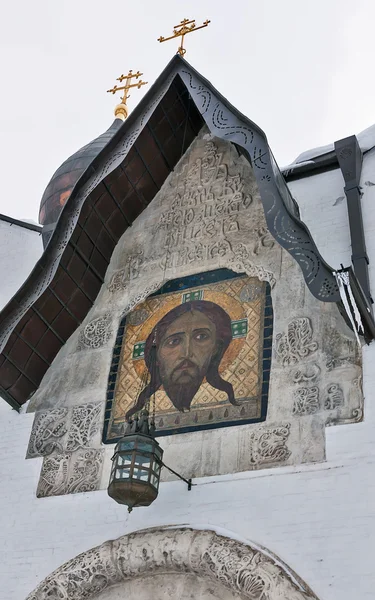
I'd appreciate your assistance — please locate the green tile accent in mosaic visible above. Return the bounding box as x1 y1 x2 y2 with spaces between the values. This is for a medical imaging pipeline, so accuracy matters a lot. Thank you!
231 318 248 338
182 289 204 303
132 341 146 360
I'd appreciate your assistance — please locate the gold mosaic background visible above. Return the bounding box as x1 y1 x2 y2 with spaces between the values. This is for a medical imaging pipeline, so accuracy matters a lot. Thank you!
109 275 265 435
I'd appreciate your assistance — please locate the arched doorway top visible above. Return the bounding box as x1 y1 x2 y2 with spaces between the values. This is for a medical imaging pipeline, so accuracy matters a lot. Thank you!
26 526 320 600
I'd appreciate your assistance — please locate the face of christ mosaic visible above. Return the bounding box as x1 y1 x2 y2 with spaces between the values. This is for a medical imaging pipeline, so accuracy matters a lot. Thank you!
103 269 272 441
127 300 236 419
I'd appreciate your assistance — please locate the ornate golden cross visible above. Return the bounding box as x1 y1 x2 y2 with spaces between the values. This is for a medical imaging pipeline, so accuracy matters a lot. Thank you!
107 70 148 121
158 18 211 56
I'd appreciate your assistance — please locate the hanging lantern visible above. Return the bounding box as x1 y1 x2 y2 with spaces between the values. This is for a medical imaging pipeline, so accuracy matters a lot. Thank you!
108 411 163 512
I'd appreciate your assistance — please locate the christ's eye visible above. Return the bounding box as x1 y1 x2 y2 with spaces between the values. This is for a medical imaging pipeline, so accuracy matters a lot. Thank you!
194 331 210 342
164 335 182 348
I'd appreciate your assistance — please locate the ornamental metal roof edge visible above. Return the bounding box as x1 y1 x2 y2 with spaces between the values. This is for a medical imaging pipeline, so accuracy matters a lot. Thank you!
175 60 339 303
0 55 339 359
0 55 185 356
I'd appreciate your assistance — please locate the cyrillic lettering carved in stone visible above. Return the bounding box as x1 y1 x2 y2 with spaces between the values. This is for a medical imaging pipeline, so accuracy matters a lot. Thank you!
107 139 277 292
324 384 344 410
293 363 321 384
292 387 320 415
251 225 275 255
276 317 318 365
326 356 354 371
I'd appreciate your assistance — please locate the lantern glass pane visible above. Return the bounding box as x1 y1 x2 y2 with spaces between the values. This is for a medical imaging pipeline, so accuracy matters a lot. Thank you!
150 473 159 488
118 453 132 466
119 441 135 451
137 441 153 452
133 467 148 480
116 468 130 479
135 455 151 469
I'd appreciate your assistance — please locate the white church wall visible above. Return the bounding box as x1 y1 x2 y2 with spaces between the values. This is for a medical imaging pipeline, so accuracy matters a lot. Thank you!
0 220 43 310
2 142 375 600
2 386 375 600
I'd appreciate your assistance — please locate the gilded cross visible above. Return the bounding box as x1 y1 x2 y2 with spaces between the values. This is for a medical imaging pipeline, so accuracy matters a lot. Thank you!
158 18 211 56
107 70 148 120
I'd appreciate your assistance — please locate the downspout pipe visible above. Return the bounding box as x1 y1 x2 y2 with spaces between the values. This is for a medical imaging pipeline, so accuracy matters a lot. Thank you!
334 135 373 310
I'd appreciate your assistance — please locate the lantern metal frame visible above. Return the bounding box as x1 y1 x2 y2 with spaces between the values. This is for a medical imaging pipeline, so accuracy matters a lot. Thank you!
108 412 192 512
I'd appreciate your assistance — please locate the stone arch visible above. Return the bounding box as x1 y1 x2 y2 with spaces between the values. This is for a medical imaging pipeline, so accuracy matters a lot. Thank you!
26 526 320 600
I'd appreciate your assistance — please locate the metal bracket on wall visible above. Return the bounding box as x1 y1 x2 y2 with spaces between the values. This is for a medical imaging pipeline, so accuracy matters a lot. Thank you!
334 135 373 312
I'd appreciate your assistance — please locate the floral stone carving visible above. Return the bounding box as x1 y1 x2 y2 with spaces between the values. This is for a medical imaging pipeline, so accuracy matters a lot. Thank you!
36 448 104 498
26 527 319 600
26 408 68 458
78 313 112 350
276 317 318 366
27 403 102 459
66 403 102 452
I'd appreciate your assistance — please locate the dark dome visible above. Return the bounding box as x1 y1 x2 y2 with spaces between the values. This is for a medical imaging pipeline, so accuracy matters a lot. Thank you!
39 119 122 247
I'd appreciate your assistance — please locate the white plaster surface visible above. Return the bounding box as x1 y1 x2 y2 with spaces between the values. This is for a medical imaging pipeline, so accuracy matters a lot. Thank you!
284 121 375 168
2 143 375 600
2 374 375 600
0 219 42 310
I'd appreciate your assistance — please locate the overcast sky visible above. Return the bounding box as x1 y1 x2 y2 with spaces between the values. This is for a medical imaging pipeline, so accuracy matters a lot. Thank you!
1 0 374 221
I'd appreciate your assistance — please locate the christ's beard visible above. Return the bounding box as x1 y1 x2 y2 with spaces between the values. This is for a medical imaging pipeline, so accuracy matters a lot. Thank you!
163 378 203 412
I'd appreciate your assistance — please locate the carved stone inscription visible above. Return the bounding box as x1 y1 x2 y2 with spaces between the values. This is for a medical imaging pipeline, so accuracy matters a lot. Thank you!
108 139 276 291
292 387 319 415
157 141 251 249
324 384 344 410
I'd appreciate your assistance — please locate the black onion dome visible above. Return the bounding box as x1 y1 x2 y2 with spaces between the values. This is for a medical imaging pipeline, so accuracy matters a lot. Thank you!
39 119 122 247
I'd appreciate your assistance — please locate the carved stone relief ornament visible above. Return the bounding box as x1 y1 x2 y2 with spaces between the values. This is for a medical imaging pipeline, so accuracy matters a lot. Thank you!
293 364 321 384
26 408 68 458
324 384 344 410
36 448 104 498
292 387 320 416
250 424 291 465
27 402 102 459
26 527 320 600
107 139 277 294
66 403 102 452
77 313 112 350
276 318 318 366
